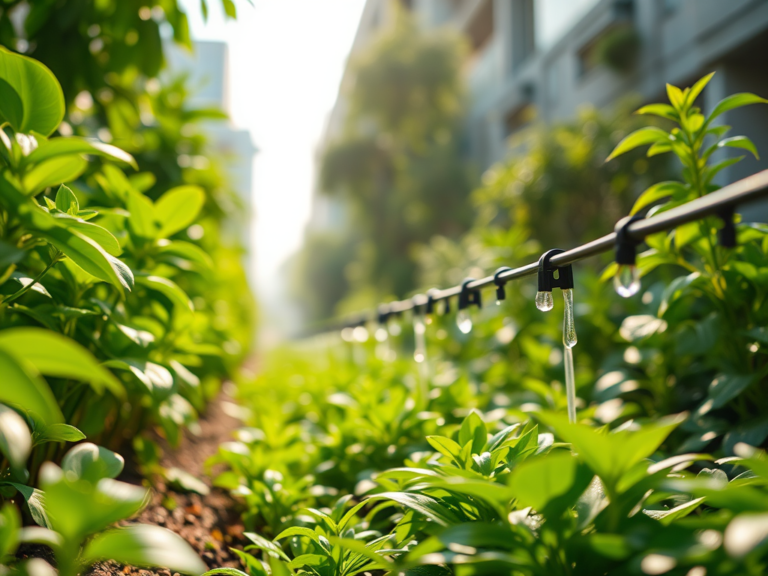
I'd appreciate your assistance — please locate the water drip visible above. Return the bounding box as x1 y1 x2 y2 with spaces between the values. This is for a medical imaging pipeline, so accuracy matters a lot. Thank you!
535 291 554 311
456 309 473 334
614 264 641 298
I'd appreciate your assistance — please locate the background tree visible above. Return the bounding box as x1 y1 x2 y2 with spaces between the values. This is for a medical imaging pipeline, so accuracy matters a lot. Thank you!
292 8 471 323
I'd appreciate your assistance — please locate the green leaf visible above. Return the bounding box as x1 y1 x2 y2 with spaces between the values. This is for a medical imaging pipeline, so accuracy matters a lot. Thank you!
135 275 193 316
666 84 685 110
644 496 704 525
370 492 459 526
24 137 136 169
22 155 88 195
606 127 670 162
40 462 148 540
699 374 757 414
508 452 578 512
631 181 687 215
155 240 213 270
718 135 759 160
33 423 85 446
0 46 64 136
155 186 205 238
52 214 122 256
537 412 684 490
710 93 768 122
81 525 206 575
426 435 463 467
222 0 237 18
0 328 125 398
7 483 51 528
459 410 487 454
0 404 31 469
0 502 20 559
127 190 159 239
102 359 174 397
40 225 133 295
685 72 715 107
164 467 210 496
0 349 63 425
61 442 124 482
635 104 678 122
54 184 78 214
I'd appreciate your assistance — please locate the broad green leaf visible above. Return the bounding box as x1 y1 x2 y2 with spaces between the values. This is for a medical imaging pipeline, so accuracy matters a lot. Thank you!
127 190 159 239
370 492 459 526
644 496 704 525
11 271 51 297
426 435 463 467
102 359 174 397
40 463 148 540
0 46 64 136
658 272 700 317
22 155 88 195
631 181 687 215
62 442 124 482
33 423 85 445
6 483 51 528
718 135 759 160
0 502 20 559
156 239 213 270
710 93 768 122
82 525 206 575
700 374 757 414
54 184 78 214
0 404 31 469
135 275 193 315
459 410 487 454
0 328 124 397
155 185 205 238
647 140 672 157
40 226 133 295
635 104 678 122
606 127 669 162
508 452 578 512
0 349 62 425
24 137 136 169
52 214 121 256
537 412 684 489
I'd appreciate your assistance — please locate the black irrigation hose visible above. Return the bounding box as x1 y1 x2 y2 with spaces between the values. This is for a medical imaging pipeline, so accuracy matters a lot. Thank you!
310 169 768 335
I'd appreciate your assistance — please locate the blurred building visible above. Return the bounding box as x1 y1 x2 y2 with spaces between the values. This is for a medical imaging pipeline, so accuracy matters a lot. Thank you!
309 0 768 231
165 40 258 281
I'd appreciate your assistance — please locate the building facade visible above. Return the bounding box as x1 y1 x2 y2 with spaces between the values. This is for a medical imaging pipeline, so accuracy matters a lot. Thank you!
309 0 768 231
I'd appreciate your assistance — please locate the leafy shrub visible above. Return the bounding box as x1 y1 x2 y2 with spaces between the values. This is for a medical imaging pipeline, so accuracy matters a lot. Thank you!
213 75 768 575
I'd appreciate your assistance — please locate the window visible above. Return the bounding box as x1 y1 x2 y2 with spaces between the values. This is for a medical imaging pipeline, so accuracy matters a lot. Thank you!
511 0 536 71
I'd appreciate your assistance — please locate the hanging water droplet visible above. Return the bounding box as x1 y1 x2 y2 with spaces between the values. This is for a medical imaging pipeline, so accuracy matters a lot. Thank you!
614 264 641 298
564 345 577 423
456 309 473 334
562 288 577 348
535 291 554 311
375 327 388 342
413 315 427 363
495 299 502 306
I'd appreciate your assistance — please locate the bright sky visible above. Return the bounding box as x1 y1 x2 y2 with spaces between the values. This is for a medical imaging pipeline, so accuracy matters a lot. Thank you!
180 0 365 317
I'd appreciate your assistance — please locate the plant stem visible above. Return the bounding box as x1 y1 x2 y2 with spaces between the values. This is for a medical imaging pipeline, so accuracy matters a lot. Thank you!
2 250 61 305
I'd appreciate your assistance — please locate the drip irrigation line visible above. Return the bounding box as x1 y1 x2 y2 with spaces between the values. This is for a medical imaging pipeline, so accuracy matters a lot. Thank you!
311 169 768 334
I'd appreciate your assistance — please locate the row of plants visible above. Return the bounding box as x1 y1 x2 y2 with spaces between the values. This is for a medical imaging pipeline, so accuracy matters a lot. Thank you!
206 76 768 575
0 0 255 572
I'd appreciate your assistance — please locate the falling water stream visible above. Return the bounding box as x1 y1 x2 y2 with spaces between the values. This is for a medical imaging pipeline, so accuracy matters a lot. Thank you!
562 288 577 423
